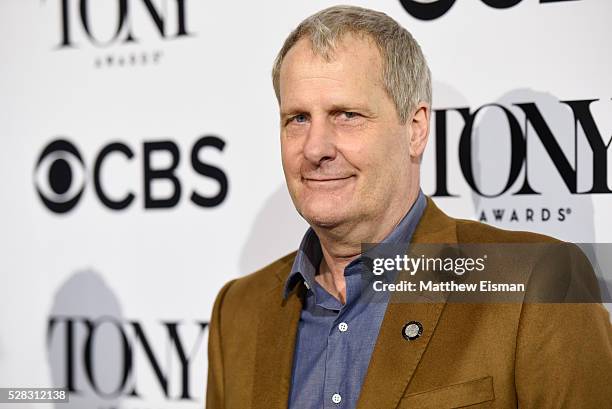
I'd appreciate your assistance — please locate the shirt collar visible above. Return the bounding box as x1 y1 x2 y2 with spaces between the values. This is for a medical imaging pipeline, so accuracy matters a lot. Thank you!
283 190 427 298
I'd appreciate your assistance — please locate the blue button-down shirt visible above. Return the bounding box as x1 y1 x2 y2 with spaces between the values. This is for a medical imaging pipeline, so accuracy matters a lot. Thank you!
284 192 427 409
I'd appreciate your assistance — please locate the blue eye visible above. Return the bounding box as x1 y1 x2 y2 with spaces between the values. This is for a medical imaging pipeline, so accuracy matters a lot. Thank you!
294 114 307 123
343 112 358 119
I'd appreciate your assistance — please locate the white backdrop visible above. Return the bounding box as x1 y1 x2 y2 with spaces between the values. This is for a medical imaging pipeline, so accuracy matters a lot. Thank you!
1 0 611 408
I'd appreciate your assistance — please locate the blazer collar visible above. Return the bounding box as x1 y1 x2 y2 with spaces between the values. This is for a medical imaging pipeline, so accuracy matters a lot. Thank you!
254 196 458 409
356 196 458 409
251 277 305 409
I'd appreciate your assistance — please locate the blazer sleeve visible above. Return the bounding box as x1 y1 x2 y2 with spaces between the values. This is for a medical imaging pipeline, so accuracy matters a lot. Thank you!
514 246 612 407
515 302 612 407
206 279 236 409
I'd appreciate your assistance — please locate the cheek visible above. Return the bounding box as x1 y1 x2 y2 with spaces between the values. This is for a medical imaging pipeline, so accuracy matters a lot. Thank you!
372 128 411 168
281 141 301 177
338 137 386 173
340 129 407 184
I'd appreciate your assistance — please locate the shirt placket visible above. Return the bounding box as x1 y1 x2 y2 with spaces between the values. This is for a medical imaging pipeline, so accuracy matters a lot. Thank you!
321 266 362 408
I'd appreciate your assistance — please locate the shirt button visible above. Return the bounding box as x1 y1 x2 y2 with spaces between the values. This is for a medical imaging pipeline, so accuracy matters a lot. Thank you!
338 322 348 332
331 393 342 404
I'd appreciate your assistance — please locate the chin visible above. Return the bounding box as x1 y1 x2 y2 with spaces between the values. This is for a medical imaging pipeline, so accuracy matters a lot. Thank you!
306 214 343 228
299 202 349 228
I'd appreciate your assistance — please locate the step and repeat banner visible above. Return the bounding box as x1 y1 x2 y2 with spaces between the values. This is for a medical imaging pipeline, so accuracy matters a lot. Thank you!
1 0 610 408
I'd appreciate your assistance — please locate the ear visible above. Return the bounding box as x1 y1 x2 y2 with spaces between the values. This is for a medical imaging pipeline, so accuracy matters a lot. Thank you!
408 102 431 158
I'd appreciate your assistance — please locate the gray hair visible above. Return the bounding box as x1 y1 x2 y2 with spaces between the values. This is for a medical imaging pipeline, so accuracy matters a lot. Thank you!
271 5 432 124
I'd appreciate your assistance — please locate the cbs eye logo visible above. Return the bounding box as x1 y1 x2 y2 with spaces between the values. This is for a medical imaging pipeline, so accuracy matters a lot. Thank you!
34 139 86 214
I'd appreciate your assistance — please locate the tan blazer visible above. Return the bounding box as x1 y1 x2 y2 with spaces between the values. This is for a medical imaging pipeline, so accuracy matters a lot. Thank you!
206 197 612 408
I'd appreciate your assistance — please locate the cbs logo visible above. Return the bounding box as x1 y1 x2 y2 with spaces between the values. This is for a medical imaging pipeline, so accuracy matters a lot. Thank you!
34 136 228 214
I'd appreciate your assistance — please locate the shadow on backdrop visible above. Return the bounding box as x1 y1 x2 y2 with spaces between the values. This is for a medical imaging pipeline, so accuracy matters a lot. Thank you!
239 184 308 275
47 270 124 409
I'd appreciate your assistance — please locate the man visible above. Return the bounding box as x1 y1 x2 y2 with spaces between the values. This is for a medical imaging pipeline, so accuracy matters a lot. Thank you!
207 5 611 408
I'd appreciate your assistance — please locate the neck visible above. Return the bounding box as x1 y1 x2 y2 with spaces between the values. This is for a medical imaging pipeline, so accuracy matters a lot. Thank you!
312 187 420 303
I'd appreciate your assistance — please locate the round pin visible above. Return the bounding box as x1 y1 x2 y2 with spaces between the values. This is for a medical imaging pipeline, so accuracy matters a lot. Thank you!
402 321 423 341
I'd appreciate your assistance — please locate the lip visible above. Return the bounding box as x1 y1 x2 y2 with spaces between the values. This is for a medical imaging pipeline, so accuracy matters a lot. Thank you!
303 176 353 182
302 175 355 188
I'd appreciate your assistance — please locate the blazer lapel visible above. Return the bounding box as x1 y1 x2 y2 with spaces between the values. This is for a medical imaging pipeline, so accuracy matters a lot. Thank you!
356 197 458 409
251 266 304 409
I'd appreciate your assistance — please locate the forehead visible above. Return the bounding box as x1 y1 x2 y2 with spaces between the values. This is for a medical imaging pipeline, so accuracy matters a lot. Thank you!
278 33 385 107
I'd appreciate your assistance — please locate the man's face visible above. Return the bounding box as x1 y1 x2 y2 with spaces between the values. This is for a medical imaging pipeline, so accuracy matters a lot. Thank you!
278 34 414 229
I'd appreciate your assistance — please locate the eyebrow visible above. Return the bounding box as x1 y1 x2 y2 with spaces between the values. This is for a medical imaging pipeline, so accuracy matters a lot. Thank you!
280 108 305 118
280 103 375 118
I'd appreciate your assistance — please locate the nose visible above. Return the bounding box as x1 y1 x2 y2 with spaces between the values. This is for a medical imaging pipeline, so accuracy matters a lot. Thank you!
303 116 336 165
